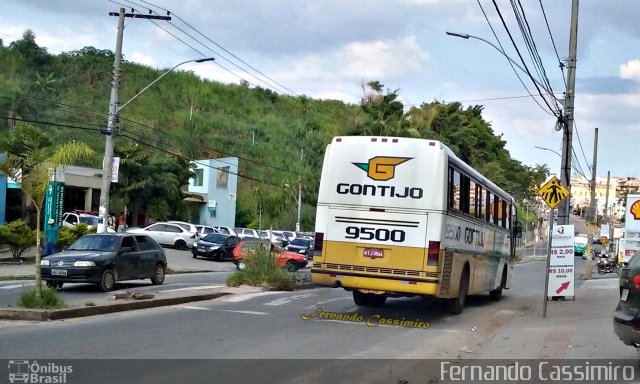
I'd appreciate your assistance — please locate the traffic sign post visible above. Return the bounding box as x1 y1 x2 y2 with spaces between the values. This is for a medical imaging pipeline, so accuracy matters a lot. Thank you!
538 177 572 318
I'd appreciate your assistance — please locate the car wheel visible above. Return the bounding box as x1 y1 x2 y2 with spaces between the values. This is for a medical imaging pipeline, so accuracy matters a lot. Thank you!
215 252 223 262
99 268 116 292
45 281 63 290
286 260 299 272
448 266 469 315
237 260 247 271
192 252 197 259
151 263 166 285
174 240 187 250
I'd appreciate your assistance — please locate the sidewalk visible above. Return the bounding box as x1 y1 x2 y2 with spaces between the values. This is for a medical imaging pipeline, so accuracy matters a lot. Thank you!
471 275 633 359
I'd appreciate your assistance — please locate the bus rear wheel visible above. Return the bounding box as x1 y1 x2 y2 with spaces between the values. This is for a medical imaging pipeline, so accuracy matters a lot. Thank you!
448 267 469 315
489 267 507 301
353 291 368 306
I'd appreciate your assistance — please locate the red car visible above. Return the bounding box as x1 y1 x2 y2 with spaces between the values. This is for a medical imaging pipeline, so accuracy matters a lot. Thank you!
232 240 307 272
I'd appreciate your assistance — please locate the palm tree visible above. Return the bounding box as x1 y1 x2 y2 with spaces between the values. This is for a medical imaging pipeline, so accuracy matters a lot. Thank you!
532 164 551 188
0 123 94 298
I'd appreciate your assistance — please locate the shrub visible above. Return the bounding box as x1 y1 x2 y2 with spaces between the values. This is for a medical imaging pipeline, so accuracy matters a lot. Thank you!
0 219 36 260
58 223 96 248
226 248 295 291
18 286 65 309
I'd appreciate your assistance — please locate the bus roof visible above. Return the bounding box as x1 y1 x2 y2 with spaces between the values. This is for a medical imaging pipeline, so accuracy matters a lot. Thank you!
329 136 514 204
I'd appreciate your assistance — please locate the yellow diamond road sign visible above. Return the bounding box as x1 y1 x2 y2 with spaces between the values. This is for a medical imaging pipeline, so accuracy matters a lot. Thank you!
537 176 570 209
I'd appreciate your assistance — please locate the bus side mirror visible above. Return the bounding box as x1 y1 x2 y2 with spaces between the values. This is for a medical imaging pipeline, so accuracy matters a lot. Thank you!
514 221 523 238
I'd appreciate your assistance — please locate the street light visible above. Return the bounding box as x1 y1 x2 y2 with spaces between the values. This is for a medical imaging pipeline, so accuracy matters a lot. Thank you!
97 57 215 232
534 146 562 158
445 31 551 92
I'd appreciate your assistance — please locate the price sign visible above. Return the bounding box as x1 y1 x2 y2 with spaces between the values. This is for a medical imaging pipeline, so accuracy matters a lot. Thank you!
547 225 575 298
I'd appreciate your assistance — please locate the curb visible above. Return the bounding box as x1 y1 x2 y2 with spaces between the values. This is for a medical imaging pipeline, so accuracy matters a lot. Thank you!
295 282 316 290
0 269 222 281
0 291 232 321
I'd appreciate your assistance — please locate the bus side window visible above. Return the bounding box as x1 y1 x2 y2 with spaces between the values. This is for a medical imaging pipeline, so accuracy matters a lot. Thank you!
449 167 461 211
477 186 485 220
486 192 493 223
468 180 476 217
505 202 511 230
497 198 504 227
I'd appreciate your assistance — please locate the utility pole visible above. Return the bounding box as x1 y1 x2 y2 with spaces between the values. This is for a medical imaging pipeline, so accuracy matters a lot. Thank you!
97 9 171 232
604 170 611 223
584 127 598 278
558 0 579 226
296 149 303 233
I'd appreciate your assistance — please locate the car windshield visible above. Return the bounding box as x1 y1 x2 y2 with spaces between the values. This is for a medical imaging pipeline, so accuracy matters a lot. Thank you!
202 233 227 244
79 216 99 226
290 238 309 246
68 235 118 252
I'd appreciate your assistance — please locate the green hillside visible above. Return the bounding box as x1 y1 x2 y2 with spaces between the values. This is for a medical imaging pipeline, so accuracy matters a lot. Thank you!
0 30 545 230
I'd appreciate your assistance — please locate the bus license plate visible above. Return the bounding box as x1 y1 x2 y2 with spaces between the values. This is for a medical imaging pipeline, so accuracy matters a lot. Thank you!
51 269 67 276
622 289 629 301
363 248 384 259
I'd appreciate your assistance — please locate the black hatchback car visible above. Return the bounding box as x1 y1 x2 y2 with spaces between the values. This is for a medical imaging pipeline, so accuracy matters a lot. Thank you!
192 233 240 261
285 237 314 259
614 251 640 347
41 233 167 292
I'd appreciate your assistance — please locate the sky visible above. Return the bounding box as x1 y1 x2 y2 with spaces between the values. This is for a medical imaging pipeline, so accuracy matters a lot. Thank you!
1 0 639 179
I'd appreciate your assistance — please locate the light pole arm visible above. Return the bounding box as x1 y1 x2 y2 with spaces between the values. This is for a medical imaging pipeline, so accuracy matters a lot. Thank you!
118 57 214 112
534 146 562 158
445 31 549 91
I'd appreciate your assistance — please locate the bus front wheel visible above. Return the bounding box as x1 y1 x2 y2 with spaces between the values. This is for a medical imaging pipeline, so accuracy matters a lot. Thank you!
353 291 368 306
448 268 469 315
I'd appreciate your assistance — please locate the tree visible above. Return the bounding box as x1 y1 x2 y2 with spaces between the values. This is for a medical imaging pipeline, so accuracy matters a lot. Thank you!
8 30 49 66
0 123 94 298
0 219 36 260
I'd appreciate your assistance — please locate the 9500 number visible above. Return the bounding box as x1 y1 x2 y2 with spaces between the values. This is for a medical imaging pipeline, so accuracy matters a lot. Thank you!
345 226 405 242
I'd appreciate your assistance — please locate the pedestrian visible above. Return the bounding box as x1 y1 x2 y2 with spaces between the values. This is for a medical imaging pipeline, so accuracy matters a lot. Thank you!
116 211 126 232
43 219 60 257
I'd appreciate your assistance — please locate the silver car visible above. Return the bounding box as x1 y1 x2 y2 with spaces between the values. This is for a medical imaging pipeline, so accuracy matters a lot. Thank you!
127 222 196 249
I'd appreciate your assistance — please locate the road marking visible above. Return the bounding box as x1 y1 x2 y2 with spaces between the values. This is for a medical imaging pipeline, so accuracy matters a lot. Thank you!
216 309 269 315
159 285 224 293
222 291 281 302
0 283 34 290
177 305 212 310
264 293 315 306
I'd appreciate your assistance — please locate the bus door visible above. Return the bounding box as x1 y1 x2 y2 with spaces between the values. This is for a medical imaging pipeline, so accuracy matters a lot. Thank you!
324 207 429 271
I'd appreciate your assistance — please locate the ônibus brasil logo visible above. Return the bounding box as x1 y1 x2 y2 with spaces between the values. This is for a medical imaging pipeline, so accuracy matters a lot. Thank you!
352 156 412 181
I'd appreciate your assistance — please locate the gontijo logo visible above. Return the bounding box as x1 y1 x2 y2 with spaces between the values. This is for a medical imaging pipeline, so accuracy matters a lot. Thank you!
352 156 412 181
631 200 640 220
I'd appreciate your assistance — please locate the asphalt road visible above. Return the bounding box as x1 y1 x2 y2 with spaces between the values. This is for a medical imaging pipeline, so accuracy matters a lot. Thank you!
0 257 622 383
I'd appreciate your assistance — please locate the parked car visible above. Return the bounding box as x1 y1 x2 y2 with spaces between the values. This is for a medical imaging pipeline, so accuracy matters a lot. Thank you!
281 231 297 242
192 233 240 261
167 221 200 238
62 211 115 233
285 237 314 259
127 222 197 249
264 230 289 247
614 251 640 347
195 225 219 236
232 240 307 272
575 234 588 258
234 228 260 239
213 226 238 236
41 233 167 292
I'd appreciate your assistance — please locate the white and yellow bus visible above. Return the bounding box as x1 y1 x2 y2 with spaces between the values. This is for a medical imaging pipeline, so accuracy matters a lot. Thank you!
311 136 522 314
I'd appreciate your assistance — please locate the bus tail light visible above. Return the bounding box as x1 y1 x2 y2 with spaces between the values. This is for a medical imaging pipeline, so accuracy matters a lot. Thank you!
315 232 324 253
427 241 440 266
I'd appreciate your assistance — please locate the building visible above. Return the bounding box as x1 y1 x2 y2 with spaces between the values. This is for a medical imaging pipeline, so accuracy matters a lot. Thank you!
0 165 104 225
186 157 238 228
570 175 617 217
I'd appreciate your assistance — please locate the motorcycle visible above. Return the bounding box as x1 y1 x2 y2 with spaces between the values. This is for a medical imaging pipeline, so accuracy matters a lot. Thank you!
596 252 618 274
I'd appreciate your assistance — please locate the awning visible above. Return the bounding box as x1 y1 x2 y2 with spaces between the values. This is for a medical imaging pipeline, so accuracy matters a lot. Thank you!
183 191 207 203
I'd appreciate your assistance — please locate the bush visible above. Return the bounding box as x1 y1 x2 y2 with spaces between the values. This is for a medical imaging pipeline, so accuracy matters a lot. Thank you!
58 223 96 248
0 219 36 260
226 248 296 291
18 286 65 309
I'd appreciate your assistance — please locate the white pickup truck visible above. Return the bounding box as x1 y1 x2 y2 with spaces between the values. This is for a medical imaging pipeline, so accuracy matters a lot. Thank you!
61 212 115 233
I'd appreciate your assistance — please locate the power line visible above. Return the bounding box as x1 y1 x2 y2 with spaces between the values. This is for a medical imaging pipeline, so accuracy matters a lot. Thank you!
490 0 562 118
538 0 568 88
476 0 553 116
